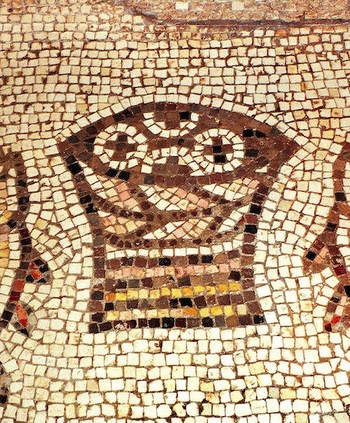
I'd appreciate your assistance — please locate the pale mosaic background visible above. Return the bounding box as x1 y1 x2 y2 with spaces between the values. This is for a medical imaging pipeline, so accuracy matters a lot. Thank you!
1 1 350 422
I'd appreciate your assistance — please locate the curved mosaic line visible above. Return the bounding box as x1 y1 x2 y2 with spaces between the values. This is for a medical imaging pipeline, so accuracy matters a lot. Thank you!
304 143 350 332
0 152 50 336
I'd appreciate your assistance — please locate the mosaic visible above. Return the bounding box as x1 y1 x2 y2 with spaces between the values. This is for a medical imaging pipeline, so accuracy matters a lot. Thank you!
59 100 297 332
2 0 350 422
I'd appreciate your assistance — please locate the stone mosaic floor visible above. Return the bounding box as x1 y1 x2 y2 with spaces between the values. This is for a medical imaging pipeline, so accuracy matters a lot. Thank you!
1 0 350 422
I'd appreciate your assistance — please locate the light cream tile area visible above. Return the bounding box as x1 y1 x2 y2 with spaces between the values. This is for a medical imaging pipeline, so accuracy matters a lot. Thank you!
1 1 350 422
